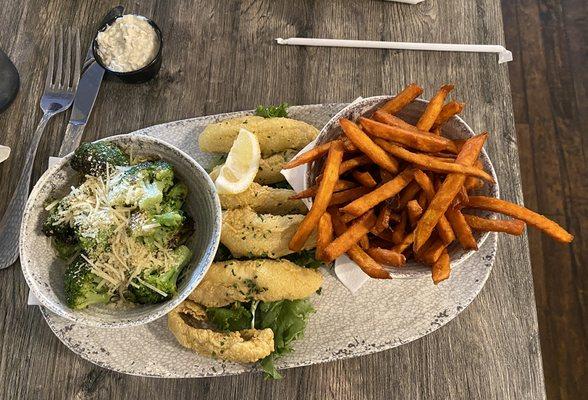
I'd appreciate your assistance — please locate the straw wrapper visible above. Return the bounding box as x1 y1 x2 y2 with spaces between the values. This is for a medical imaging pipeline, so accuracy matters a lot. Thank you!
276 37 512 64
281 98 377 294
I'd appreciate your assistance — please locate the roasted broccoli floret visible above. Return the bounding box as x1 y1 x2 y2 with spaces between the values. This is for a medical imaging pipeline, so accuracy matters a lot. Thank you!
108 160 174 210
71 142 129 177
128 245 192 304
42 202 81 259
128 209 187 249
64 256 111 309
163 183 188 212
77 224 115 255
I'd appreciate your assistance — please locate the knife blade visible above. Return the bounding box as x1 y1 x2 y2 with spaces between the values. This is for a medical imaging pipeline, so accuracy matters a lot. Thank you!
57 48 105 157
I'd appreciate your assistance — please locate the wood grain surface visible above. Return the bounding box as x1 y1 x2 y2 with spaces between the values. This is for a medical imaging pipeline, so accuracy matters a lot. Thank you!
0 1 547 399
502 1 587 398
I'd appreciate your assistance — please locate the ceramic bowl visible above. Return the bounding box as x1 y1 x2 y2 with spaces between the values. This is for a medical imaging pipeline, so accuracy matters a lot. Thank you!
20 134 221 327
308 96 500 277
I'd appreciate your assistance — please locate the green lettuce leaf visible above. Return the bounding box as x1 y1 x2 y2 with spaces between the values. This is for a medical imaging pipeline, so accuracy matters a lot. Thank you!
206 299 316 380
284 249 322 269
256 299 315 379
206 302 251 331
254 103 289 118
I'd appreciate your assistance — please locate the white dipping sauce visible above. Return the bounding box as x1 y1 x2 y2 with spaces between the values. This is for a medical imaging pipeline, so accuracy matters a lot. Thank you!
96 15 159 72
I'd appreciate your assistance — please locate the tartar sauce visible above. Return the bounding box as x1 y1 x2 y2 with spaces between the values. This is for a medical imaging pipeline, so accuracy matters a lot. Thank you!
96 15 159 72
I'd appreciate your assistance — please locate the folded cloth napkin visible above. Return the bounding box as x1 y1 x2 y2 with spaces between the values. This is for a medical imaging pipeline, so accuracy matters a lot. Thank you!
0 144 9 163
281 99 375 294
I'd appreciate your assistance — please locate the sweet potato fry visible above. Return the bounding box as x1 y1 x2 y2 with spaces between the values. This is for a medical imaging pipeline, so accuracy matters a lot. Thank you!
392 231 414 253
372 203 393 234
463 214 525 236
341 169 415 217
413 170 455 244
464 176 484 191
340 118 399 173
359 235 370 250
329 210 390 279
413 133 488 251
417 191 427 208
362 115 458 153
352 170 377 188
339 155 372 175
466 196 573 243
316 212 333 261
290 179 357 200
289 141 344 251
416 84 454 131
391 212 407 244
456 186 469 206
341 213 358 224
380 83 423 114
375 229 396 244
407 200 423 227
329 187 371 206
396 181 421 210
432 249 450 284
373 112 420 132
432 101 465 130
419 239 448 264
366 247 406 267
341 136 357 152
323 210 377 262
282 141 335 169
446 207 477 250
375 139 495 183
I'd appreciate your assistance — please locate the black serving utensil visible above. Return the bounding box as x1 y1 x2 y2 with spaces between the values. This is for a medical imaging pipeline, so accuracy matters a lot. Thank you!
0 48 19 113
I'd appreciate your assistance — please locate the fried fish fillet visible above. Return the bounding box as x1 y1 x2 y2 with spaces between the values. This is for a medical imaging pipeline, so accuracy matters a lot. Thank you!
221 207 316 258
210 150 298 185
189 259 324 308
168 300 274 363
199 116 318 156
217 182 307 215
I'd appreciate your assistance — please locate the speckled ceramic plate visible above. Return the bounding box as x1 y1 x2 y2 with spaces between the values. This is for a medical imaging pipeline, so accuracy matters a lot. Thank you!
40 103 498 378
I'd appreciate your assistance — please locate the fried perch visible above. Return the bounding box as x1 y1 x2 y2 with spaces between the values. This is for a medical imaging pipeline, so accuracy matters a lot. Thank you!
210 150 298 185
199 116 319 156
221 207 316 258
218 182 307 215
189 259 324 308
168 300 274 363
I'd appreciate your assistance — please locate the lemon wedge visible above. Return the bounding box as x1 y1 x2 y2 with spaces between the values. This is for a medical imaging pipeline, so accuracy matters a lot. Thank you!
214 128 261 194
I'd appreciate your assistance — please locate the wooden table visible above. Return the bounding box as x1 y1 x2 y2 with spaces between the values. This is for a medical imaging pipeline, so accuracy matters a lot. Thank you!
0 1 546 398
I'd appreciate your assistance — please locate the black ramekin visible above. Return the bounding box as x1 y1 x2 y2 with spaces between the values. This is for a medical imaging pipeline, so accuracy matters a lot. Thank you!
92 14 163 84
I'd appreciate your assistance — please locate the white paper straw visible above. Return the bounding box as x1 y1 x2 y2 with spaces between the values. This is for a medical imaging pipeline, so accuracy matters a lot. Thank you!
384 0 424 3
276 37 513 64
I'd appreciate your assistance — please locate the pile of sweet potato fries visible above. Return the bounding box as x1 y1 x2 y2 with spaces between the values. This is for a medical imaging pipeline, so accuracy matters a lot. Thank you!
285 83 574 284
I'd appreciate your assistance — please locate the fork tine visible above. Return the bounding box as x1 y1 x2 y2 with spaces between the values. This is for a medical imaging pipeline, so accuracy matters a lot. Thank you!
63 28 72 89
72 29 81 90
55 27 63 88
45 33 55 89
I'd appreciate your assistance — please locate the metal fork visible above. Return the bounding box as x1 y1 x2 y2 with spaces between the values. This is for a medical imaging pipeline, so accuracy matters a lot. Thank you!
0 28 81 269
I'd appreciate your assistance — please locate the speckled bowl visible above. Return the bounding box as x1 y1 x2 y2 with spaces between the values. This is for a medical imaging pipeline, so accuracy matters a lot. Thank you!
20 134 221 328
308 97 499 277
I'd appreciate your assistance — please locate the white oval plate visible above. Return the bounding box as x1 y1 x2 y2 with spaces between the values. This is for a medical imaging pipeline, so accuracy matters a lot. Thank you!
40 103 498 378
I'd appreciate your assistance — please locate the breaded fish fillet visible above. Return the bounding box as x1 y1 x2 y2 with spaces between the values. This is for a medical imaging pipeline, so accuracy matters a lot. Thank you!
189 259 324 308
221 207 316 258
210 150 298 185
199 116 318 156
217 182 307 215
168 300 274 363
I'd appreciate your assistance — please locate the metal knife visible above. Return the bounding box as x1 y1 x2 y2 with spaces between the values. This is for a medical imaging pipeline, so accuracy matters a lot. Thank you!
57 6 124 157
57 53 104 157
